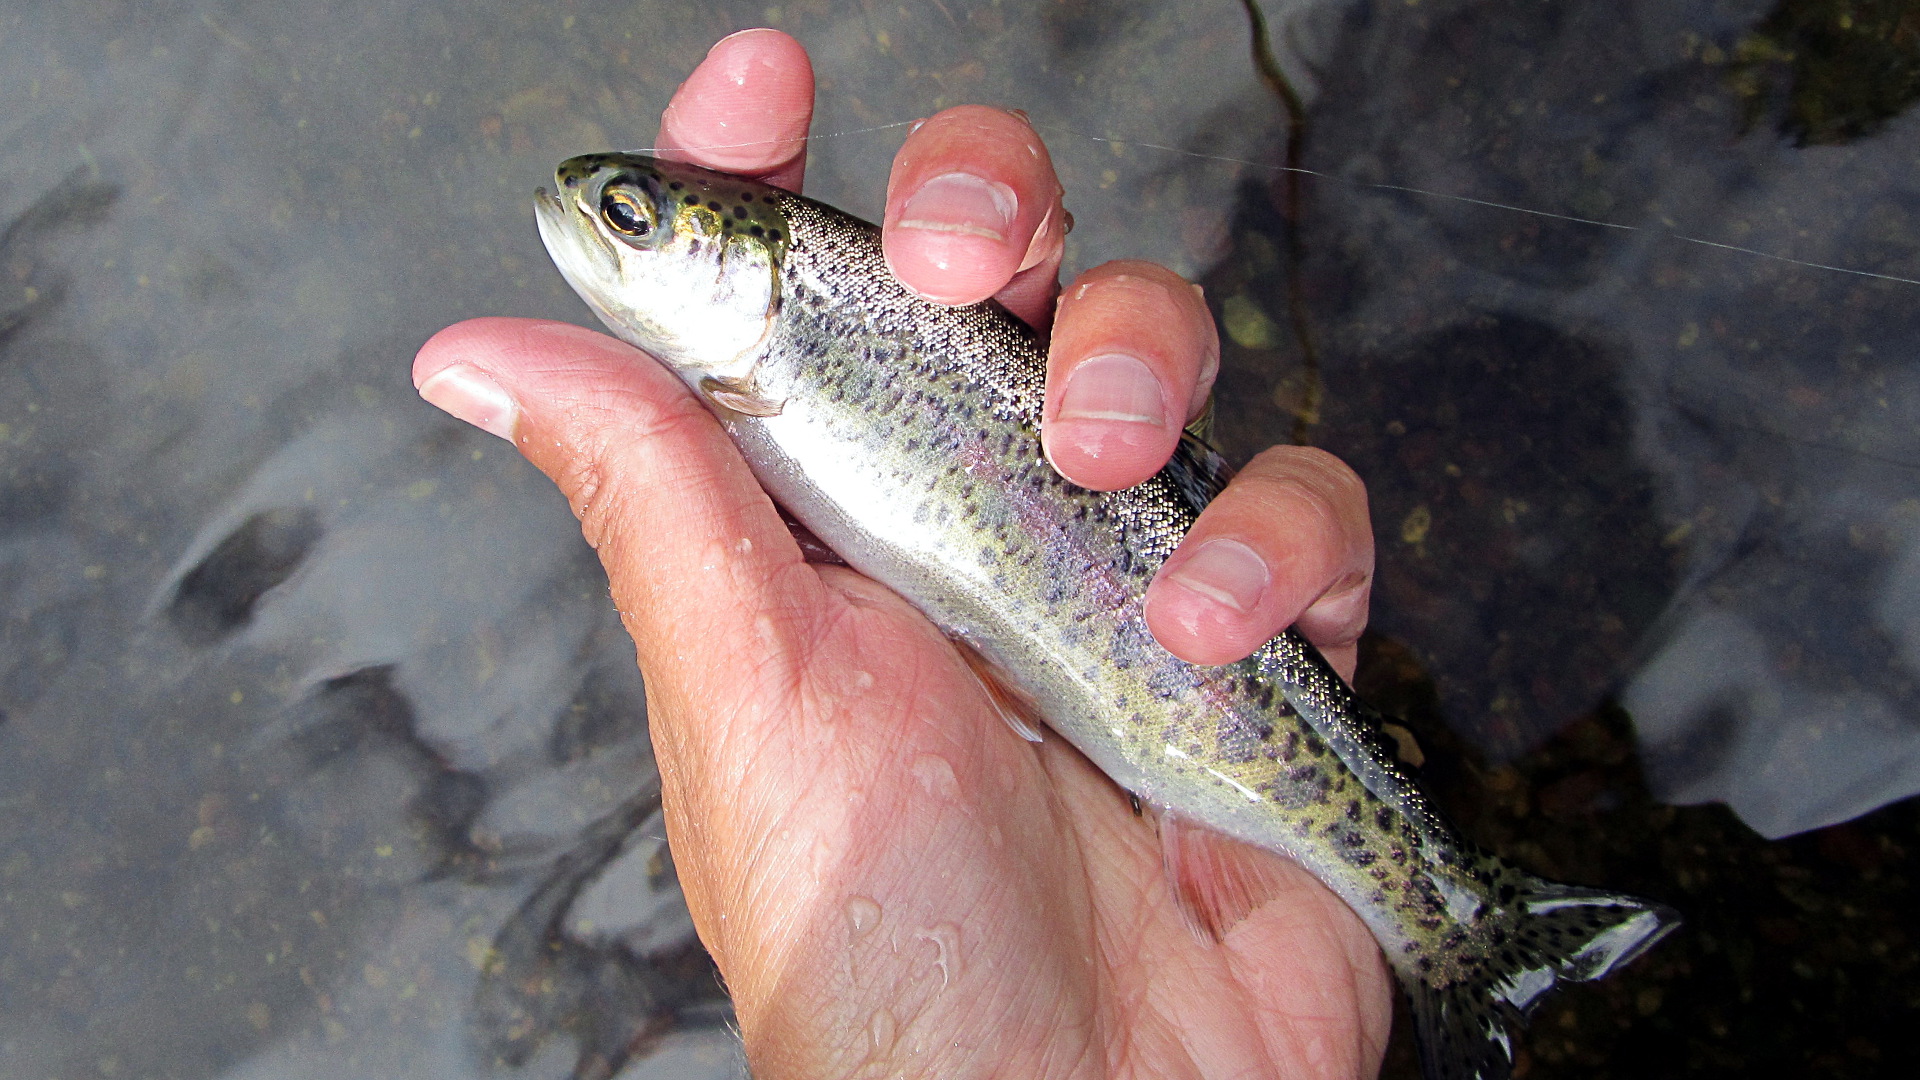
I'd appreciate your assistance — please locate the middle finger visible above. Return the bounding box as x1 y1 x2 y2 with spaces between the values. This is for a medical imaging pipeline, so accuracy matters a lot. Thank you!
883 106 1065 322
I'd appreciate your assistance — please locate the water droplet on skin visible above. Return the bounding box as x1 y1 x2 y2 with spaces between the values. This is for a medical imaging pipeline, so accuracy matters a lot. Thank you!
865 1007 897 1058
912 753 959 801
913 923 961 990
810 833 835 880
846 895 882 939
851 669 874 692
736 536 753 553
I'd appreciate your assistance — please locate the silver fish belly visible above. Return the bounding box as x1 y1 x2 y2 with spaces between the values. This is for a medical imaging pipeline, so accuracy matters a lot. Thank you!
535 153 1677 1080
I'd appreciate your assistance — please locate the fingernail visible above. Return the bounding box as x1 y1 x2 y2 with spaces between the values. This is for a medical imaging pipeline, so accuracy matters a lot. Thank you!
1165 539 1269 614
896 172 1018 242
1057 353 1166 426
418 363 518 441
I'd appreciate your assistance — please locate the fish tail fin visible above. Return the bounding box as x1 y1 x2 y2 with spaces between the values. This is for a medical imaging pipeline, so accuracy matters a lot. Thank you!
1406 875 1679 1080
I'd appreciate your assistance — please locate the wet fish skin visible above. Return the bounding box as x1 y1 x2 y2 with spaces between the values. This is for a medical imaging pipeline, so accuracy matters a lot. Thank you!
535 153 1678 1080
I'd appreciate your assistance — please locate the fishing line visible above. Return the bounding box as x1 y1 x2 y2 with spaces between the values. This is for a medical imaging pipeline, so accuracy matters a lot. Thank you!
616 120 919 155
1034 125 1920 290
649 120 1920 290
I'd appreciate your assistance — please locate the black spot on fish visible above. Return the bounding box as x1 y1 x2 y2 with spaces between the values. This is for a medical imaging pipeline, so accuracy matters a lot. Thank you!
1279 731 1300 762
749 225 764 237
732 205 747 219
684 195 699 206
768 229 781 241
1216 714 1271 764
669 181 683 190
1377 807 1396 831
1346 800 1362 822
707 201 722 212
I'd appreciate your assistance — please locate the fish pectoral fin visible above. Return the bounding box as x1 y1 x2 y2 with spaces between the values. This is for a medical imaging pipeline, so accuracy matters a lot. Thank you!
1156 809 1294 945
699 375 784 417
950 636 1047 744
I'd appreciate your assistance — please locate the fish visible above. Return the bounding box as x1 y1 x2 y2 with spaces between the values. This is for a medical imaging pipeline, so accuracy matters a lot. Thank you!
534 151 1678 1080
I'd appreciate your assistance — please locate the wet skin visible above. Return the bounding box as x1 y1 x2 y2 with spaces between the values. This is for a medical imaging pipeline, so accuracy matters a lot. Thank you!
416 28 1390 1080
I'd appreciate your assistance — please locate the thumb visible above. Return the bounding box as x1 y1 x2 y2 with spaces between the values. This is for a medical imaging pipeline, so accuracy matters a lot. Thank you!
411 316 825 731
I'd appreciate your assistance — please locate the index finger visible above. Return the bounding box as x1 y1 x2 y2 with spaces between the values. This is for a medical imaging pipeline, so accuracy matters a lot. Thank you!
656 28 815 191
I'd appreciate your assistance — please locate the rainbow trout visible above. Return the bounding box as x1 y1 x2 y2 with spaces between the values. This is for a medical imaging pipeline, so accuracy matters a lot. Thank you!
535 153 1677 1080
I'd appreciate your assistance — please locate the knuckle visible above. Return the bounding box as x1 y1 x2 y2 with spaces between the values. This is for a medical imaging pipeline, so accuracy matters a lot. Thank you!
1222 448 1362 555
553 389 715 552
1075 260 1192 303
1245 445 1369 516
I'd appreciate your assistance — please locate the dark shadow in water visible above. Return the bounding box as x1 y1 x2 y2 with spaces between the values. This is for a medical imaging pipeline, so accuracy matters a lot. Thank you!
292 664 493 874
0 167 117 349
167 507 325 644
1733 0 1920 146
549 661 655 766
1203 172 1680 760
470 791 730 1080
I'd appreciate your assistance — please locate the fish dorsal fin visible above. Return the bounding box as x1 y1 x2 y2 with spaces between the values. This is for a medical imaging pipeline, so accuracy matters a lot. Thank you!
1157 808 1291 944
1162 431 1236 515
950 636 1047 744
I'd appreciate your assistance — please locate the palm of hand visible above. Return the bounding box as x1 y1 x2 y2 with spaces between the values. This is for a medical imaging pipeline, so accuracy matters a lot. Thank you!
639 554 1390 1078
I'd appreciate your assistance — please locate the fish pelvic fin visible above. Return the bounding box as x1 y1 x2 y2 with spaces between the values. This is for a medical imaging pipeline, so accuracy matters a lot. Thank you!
1406 875 1680 1080
1156 810 1292 944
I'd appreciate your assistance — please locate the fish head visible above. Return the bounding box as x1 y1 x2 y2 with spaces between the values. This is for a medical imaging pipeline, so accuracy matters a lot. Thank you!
536 154 785 385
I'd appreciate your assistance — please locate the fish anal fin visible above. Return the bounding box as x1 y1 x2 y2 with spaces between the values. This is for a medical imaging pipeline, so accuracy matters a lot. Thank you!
700 375 784 417
776 506 846 565
1158 810 1290 945
950 637 1047 743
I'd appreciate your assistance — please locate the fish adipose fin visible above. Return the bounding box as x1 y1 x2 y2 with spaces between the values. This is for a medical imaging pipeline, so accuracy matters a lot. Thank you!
1163 431 1236 514
1156 810 1291 944
1408 876 1679 1080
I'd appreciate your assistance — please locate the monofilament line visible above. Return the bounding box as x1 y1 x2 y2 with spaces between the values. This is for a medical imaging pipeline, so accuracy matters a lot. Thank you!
642 119 1919 290
1033 124 1920 290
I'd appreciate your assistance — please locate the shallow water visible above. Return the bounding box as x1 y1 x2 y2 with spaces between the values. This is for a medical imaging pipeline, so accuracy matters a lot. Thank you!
2 1 1915 1076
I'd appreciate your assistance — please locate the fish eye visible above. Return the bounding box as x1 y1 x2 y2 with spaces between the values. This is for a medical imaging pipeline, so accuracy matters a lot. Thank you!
599 186 654 238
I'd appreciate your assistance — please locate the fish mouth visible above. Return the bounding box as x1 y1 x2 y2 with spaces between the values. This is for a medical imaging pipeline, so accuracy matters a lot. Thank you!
532 185 565 230
533 183 617 279
534 187 625 342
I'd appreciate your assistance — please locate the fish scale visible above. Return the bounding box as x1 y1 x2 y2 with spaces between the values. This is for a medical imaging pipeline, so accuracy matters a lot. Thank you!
535 152 1678 1080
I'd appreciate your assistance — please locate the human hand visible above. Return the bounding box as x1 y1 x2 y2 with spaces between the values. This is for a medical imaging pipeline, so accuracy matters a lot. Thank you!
416 28 1390 1080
